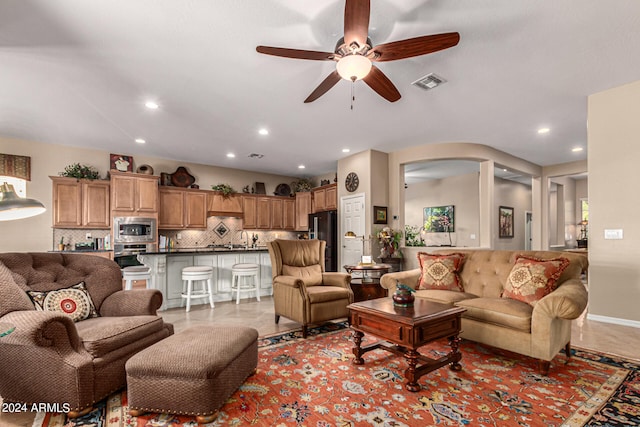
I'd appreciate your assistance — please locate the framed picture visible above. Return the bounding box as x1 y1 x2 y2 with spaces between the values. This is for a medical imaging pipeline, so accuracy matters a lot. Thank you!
373 206 388 224
110 154 133 172
423 205 454 232
499 206 514 238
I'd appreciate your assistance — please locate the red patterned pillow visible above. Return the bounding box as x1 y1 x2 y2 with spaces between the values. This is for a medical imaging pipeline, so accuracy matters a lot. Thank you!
502 255 570 306
417 252 466 291
27 282 100 322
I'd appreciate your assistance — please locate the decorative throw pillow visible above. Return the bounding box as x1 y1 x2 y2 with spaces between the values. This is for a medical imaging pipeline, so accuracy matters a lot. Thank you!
417 252 466 291
27 282 99 322
502 255 570 306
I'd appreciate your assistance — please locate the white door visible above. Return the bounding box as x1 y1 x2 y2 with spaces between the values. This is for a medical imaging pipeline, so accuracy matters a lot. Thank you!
341 193 365 267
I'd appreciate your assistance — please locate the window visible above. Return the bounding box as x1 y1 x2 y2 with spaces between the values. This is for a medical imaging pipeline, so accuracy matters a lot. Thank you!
580 199 589 222
0 176 26 197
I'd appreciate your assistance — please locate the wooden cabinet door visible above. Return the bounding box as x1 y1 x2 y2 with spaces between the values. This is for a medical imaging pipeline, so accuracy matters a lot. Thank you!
136 177 159 213
217 254 239 293
325 184 337 210
111 174 136 212
158 188 185 229
295 192 311 231
208 192 242 215
185 191 207 229
270 198 283 229
83 181 110 228
256 197 271 229
52 178 82 227
313 188 326 213
283 198 295 230
242 196 257 229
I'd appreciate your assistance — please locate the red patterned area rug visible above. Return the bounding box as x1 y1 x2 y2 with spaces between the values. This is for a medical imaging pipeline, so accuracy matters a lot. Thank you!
33 323 639 427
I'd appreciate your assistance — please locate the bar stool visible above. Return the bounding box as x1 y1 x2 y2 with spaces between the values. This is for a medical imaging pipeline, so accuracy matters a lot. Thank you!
181 266 215 312
122 266 152 291
231 263 260 304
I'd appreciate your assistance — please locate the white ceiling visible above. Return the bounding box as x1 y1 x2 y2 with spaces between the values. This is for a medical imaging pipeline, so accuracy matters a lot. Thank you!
2 0 640 178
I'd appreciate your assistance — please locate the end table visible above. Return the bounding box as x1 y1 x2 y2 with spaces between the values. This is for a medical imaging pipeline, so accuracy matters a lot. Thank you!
343 264 391 302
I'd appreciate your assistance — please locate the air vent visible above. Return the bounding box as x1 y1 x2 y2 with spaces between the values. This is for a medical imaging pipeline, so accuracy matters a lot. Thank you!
248 153 264 159
412 73 447 91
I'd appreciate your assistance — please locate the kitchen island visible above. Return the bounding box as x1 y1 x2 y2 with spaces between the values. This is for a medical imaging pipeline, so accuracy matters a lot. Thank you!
138 246 271 310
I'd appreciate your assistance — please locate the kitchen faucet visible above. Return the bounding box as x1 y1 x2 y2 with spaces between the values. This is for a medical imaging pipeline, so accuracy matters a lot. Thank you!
238 230 249 249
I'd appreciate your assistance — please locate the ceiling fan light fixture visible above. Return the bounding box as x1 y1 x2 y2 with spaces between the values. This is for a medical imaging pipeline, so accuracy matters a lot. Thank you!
336 54 372 81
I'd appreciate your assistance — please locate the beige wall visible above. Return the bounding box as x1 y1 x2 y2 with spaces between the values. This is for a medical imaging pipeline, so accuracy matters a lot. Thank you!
588 79 640 325
493 177 533 250
0 137 301 253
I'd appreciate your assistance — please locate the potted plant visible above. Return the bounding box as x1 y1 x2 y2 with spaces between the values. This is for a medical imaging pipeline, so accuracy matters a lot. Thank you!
211 184 236 197
58 237 65 251
59 163 101 180
291 178 313 193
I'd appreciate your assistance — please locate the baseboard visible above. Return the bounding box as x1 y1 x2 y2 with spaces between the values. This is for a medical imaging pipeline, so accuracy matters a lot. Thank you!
587 313 640 328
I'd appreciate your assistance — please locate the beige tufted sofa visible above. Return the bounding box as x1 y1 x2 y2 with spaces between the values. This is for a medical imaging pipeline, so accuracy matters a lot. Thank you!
0 253 173 416
380 249 588 374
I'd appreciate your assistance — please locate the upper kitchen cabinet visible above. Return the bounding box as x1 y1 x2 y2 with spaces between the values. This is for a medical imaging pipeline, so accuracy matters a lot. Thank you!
50 177 110 229
242 195 257 229
110 171 159 215
312 183 337 213
207 192 242 217
295 192 312 231
283 198 295 230
158 187 207 229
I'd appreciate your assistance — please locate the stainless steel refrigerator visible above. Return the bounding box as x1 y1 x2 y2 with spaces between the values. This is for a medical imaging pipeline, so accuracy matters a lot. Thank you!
309 210 338 272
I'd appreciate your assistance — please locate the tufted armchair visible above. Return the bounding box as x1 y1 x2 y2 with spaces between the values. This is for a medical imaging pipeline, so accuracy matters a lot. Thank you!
267 239 353 338
0 253 173 416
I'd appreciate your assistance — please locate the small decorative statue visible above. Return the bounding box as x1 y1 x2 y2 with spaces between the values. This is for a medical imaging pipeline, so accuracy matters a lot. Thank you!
393 283 416 308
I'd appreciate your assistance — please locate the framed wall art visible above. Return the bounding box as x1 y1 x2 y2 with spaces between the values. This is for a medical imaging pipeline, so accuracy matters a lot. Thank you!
423 205 454 232
373 206 388 224
110 154 133 172
499 206 514 238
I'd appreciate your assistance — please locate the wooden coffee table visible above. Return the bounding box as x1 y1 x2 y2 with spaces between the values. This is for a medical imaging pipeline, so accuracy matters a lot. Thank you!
348 298 466 392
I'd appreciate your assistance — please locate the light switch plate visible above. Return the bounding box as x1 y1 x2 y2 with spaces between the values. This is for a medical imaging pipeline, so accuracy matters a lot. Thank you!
604 229 623 239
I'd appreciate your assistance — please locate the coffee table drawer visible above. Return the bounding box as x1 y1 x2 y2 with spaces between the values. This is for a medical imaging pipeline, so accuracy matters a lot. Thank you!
414 316 461 345
350 312 404 341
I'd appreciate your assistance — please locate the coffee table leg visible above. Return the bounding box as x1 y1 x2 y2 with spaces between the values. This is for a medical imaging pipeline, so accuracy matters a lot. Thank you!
404 349 421 392
448 334 462 372
352 330 365 365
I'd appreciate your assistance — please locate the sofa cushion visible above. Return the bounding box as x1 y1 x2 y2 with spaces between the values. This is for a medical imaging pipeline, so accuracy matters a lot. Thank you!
455 297 533 332
26 281 99 322
417 252 465 291
415 289 478 305
0 261 35 317
74 315 165 358
282 264 323 286
305 286 351 303
502 255 570 306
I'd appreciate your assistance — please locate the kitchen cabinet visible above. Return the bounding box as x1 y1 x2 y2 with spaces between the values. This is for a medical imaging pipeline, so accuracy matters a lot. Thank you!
242 195 257 229
283 198 295 230
158 187 207 229
165 255 192 308
51 177 110 229
260 252 273 294
270 198 283 229
295 192 312 231
110 171 158 215
217 253 238 294
312 183 337 213
207 192 242 216
256 197 271 229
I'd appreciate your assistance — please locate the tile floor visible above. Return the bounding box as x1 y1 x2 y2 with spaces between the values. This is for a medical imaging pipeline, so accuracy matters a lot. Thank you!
2 296 639 427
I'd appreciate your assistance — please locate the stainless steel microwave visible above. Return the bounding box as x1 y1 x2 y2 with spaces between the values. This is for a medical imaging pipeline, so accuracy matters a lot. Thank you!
113 217 156 243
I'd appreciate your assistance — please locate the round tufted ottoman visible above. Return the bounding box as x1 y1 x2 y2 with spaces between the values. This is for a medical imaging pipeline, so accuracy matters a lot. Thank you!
125 325 258 423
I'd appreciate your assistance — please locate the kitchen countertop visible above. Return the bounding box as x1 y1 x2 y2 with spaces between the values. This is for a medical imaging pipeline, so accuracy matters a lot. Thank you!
142 246 269 255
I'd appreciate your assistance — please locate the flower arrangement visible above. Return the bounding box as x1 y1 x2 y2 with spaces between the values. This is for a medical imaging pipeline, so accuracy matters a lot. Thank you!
291 178 313 192
59 163 100 180
211 183 236 196
404 225 425 246
377 227 403 258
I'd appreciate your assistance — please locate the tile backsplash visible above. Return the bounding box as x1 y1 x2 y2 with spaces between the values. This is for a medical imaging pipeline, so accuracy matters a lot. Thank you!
160 216 298 248
53 229 111 250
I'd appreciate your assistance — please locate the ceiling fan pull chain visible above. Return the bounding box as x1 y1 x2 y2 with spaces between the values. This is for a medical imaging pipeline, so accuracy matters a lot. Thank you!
351 80 355 110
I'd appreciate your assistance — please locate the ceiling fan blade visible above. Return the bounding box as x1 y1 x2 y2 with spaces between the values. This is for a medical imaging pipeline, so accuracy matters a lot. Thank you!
256 46 335 61
344 0 370 48
304 71 342 103
363 65 401 102
371 32 460 62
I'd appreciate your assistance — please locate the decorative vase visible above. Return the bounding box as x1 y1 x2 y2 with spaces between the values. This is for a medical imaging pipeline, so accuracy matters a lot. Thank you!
392 284 415 308
58 244 65 251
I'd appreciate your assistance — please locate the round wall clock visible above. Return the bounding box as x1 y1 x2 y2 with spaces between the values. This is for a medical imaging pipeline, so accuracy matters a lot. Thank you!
345 172 359 192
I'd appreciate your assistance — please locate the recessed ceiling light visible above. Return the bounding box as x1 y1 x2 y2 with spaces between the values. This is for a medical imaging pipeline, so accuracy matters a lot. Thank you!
135 138 146 144
572 147 583 152
145 101 159 109
298 165 305 169
342 148 350 153
537 127 550 134
258 128 269 136
226 153 236 158
503 168 508 172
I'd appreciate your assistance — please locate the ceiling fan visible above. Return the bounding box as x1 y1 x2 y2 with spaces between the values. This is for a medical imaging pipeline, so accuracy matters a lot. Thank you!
256 0 460 103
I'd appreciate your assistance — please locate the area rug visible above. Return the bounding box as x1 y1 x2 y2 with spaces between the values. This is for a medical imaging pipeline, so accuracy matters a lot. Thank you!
33 323 639 427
